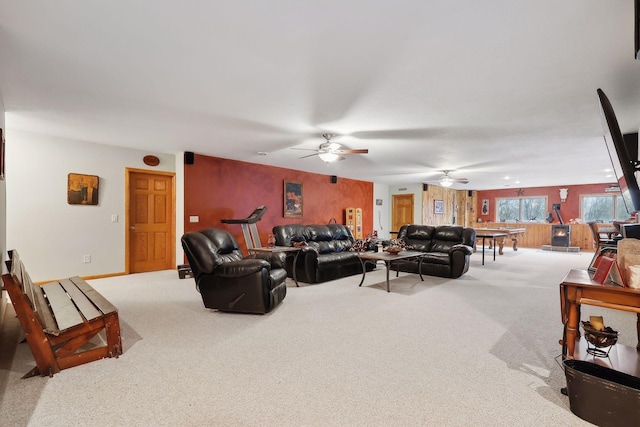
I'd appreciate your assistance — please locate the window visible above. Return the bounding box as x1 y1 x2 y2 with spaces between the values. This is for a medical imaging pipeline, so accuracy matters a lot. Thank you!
581 191 633 222
496 197 547 222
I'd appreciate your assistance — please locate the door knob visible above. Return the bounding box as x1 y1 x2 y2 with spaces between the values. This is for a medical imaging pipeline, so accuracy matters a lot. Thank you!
130 226 136 230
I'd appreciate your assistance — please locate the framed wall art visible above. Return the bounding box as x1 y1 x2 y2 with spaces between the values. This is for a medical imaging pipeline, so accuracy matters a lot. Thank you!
434 199 444 214
481 199 489 215
68 173 99 205
284 180 303 218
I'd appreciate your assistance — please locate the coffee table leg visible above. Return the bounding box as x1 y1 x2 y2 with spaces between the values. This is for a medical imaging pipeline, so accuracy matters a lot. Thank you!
482 237 486 265
385 260 390 292
358 257 367 287
292 251 301 287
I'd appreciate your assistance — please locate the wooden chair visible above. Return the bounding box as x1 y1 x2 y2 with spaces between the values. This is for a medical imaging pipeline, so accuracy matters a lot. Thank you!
587 221 617 249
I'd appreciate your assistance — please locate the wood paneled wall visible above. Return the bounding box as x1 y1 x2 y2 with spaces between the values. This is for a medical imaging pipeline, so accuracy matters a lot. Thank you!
422 187 476 228
473 222 596 251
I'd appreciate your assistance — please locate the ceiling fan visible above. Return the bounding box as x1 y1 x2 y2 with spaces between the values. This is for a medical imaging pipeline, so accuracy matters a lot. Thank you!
427 170 469 187
293 134 369 163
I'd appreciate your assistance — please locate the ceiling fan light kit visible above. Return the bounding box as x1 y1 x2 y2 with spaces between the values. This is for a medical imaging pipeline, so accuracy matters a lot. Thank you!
318 152 340 163
424 170 469 187
440 176 453 187
293 133 369 163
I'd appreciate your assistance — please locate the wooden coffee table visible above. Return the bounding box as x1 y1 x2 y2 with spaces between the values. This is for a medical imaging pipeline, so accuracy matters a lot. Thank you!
357 250 425 292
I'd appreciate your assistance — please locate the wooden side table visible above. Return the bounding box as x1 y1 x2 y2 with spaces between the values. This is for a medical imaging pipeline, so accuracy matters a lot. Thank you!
560 269 640 376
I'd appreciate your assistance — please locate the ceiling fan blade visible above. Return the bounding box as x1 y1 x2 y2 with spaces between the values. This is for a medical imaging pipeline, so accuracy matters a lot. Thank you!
298 152 320 159
291 147 320 152
335 149 369 154
453 178 469 184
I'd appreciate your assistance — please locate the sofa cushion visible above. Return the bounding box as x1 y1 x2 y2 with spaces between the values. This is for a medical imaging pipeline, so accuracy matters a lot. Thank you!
405 225 435 240
430 226 465 253
419 252 450 266
316 252 360 268
307 225 333 242
328 224 352 240
314 241 337 254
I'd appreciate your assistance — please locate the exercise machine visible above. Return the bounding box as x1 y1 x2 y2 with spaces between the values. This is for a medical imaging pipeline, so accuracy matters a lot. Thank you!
221 206 267 250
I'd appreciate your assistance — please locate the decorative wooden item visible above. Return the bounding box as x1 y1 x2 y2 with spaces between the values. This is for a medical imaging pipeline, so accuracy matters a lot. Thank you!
345 207 363 238
67 173 99 205
143 155 160 166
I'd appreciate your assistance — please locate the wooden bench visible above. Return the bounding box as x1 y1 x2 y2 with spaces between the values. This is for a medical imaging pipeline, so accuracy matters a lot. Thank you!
1 250 122 378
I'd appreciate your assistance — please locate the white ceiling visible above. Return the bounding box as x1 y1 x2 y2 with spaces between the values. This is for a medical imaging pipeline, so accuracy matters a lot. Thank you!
2 1 640 189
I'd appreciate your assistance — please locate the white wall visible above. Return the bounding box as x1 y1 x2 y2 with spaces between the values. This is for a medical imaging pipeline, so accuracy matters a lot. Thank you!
0 93 6 326
0 94 5 273
373 182 390 239
6 130 179 281
388 183 424 228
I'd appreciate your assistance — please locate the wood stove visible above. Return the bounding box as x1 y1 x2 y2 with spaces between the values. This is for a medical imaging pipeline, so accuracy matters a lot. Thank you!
552 224 571 247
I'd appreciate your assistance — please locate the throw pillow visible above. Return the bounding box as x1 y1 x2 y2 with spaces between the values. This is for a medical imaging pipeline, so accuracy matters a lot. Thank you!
387 238 413 250
349 238 371 252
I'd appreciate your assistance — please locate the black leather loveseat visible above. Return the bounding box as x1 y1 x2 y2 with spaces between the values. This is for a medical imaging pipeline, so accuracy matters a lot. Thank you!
391 224 476 279
272 224 376 284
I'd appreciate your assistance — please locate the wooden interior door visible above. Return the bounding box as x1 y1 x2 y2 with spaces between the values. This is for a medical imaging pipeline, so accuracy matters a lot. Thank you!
127 169 175 273
392 194 414 233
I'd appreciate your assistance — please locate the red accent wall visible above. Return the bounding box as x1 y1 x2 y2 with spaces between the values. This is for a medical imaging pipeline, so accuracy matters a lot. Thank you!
184 154 374 253
476 183 618 223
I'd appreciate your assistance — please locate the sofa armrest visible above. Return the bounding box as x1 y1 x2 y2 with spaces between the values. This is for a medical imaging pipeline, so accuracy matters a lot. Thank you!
216 259 270 278
247 252 287 269
449 244 473 256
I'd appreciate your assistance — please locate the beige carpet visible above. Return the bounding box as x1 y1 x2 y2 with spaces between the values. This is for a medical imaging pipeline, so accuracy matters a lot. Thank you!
1 248 633 426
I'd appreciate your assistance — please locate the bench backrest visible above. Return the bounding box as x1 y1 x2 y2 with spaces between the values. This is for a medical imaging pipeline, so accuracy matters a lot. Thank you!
7 250 60 334
6 249 117 335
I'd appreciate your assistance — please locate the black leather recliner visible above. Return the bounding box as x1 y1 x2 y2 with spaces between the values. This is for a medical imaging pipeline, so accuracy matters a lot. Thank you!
181 228 287 314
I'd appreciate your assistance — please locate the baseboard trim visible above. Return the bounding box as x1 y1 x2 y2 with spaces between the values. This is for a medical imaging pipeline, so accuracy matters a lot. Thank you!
35 271 128 285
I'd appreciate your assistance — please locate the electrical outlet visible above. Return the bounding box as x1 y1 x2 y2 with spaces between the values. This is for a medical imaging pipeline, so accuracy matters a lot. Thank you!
83 255 91 263
189 216 199 223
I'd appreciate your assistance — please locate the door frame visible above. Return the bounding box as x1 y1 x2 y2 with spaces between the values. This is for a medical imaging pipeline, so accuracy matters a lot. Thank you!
125 167 177 274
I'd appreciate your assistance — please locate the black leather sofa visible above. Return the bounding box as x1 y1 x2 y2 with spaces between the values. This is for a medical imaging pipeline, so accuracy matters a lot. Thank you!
272 224 376 284
392 224 476 279
181 228 287 314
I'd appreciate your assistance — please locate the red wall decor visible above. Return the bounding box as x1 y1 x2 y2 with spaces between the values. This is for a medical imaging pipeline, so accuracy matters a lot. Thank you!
184 154 374 254
475 182 620 223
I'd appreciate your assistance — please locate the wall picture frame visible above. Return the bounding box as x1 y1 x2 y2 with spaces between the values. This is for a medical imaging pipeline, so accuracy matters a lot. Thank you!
284 180 303 218
434 199 444 214
68 173 99 205
481 199 489 215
